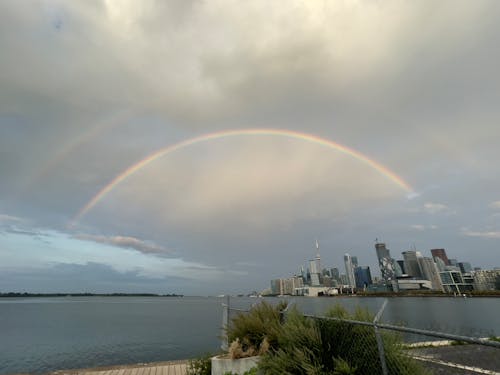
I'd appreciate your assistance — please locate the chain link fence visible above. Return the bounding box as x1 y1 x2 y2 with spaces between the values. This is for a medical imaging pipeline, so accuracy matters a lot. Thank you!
221 298 500 375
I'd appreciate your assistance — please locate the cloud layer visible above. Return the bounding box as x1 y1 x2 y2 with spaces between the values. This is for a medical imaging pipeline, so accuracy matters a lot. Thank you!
2 1 500 293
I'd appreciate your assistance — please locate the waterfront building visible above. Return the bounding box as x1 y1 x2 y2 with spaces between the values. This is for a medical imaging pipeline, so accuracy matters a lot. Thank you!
397 278 433 290
344 253 356 287
294 286 330 297
375 242 395 282
271 277 304 295
473 270 500 291
458 262 472 274
418 257 444 291
439 270 473 293
431 248 450 266
270 279 282 295
403 251 423 278
354 266 372 289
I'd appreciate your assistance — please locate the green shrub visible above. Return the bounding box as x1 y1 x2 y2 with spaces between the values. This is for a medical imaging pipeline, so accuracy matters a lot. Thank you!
227 301 286 357
187 354 212 375
258 304 429 375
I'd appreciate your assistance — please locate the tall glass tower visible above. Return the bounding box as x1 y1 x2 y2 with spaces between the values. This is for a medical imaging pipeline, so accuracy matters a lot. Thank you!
375 242 395 282
344 253 356 287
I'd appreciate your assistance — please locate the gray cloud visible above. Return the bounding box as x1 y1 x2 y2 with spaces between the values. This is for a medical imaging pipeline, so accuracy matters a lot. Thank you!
423 203 451 215
1 1 500 293
74 234 173 257
462 229 500 239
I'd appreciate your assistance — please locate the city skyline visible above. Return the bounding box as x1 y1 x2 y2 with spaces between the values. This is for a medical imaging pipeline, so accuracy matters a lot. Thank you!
2 1 500 295
271 240 498 296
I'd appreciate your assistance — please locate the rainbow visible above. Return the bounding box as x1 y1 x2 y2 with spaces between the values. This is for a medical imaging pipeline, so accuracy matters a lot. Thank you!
70 128 414 227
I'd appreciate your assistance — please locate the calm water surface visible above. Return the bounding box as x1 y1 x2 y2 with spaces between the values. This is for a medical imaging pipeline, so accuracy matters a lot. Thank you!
0 296 498 374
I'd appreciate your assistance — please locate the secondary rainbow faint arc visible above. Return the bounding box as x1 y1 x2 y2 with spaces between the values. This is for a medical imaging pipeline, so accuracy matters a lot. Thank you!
71 128 414 226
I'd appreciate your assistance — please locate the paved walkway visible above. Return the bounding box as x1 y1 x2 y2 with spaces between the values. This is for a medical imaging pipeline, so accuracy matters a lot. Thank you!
52 361 188 375
409 345 500 375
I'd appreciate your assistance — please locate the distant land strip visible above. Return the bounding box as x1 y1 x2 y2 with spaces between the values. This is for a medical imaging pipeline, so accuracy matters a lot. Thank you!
0 292 183 297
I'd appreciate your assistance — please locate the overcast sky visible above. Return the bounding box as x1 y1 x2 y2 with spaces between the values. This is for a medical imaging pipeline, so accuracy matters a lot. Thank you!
1 1 500 295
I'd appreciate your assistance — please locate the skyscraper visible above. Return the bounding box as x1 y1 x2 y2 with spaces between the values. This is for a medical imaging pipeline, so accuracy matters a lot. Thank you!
354 266 373 289
315 239 321 273
397 260 406 274
375 242 395 282
403 251 423 278
431 249 450 266
418 257 444 291
330 268 340 282
344 253 356 287
309 259 320 286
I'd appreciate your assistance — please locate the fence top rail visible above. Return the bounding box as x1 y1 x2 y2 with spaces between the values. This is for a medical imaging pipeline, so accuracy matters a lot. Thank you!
301 313 500 349
226 305 500 349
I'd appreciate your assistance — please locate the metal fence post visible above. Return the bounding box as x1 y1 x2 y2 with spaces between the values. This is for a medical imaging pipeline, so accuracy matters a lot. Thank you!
373 299 388 375
221 295 229 351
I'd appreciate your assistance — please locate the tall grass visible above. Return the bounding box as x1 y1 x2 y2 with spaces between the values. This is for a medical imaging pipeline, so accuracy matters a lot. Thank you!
228 302 429 374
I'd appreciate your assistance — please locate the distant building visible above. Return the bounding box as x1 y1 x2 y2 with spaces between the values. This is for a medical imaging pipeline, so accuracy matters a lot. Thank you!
433 256 446 272
375 243 395 282
270 277 304 295
392 259 403 278
354 266 372 289
351 256 359 268
403 251 423 278
310 273 320 286
309 259 318 275
418 257 444 291
458 262 472 274
449 258 458 267
309 259 320 286
397 260 406 274
344 253 356 287
397 278 433 290
270 279 282 295
440 271 473 293
339 274 349 286
330 268 340 282
473 270 500 291
431 249 450 266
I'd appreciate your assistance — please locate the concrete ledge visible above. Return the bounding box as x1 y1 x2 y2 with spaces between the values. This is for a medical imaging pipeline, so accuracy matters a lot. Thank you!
211 355 259 375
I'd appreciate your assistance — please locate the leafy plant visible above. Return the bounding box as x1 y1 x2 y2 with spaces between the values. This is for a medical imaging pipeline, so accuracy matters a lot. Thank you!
187 354 212 375
227 301 286 358
258 304 429 375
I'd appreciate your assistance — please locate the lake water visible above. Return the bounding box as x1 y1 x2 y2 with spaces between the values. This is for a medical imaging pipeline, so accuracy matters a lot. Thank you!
0 296 498 374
